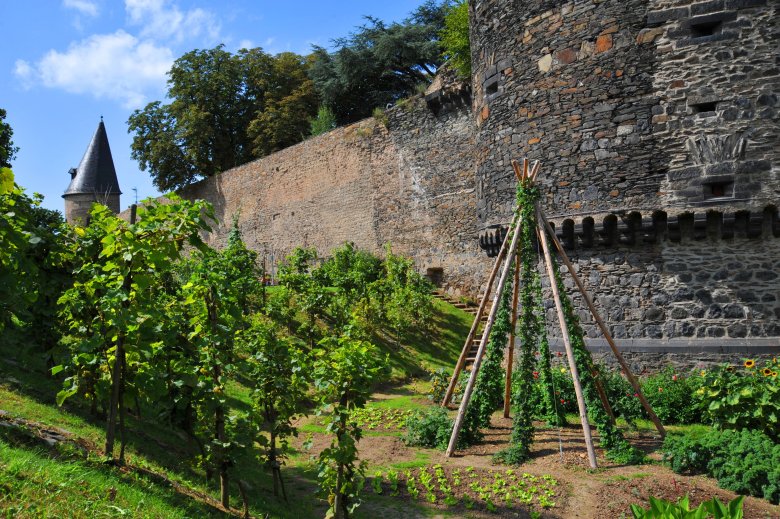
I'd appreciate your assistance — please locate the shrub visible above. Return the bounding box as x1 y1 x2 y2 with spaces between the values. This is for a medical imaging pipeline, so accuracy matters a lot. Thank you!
641 367 705 425
601 368 644 425
309 105 336 136
662 428 780 504
696 359 779 439
630 495 744 519
527 362 577 418
403 406 478 450
403 406 453 450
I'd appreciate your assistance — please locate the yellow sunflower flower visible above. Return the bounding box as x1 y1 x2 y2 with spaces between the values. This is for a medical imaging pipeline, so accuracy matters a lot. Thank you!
762 367 772 376
744 359 755 369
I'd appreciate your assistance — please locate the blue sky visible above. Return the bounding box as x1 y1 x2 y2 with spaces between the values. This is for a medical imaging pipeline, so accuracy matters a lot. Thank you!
2 0 427 212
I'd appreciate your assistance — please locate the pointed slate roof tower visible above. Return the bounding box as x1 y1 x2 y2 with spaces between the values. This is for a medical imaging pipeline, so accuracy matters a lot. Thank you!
63 118 122 224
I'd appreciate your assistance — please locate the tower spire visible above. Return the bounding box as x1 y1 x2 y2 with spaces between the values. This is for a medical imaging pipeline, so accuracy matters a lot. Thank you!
62 118 122 224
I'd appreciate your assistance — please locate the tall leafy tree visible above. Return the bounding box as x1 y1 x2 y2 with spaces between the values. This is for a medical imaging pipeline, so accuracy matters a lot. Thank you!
0 109 18 168
309 0 449 124
241 317 309 498
248 52 319 157
128 46 318 192
313 336 387 518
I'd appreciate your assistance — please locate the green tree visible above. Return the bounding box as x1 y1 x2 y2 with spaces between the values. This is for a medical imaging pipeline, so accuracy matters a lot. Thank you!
309 1 449 124
0 109 18 168
0 169 69 343
248 52 319 157
440 0 470 79
56 196 213 464
310 106 337 136
313 336 387 518
128 46 318 192
0 168 36 330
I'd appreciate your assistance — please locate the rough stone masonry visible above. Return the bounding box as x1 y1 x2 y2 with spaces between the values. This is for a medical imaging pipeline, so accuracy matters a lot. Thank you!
470 0 778 364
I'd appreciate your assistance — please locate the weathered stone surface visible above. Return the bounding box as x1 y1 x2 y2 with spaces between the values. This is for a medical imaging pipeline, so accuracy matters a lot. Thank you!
470 0 779 346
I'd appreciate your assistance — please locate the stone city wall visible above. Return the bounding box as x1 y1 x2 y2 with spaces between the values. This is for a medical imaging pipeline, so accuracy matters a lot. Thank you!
166 86 491 296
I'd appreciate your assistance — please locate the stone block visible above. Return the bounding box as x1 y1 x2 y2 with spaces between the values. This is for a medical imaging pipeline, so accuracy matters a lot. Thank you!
692 0 726 15
646 7 690 26
555 47 578 65
595 34 613 53
538 54 553 72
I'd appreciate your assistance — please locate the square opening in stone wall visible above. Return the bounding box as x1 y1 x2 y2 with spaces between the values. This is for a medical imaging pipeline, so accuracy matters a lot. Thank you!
690 101 718 115
704 181 734 200
690 20 722 38
425 267 444 287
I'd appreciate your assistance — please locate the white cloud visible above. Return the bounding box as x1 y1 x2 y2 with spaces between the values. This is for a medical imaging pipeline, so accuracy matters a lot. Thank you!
125 0 220 43
15 31 173 109
63 0 99 17
238 39 255 51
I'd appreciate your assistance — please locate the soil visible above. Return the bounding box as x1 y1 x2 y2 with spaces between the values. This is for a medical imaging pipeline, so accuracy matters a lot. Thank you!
294 412 780 518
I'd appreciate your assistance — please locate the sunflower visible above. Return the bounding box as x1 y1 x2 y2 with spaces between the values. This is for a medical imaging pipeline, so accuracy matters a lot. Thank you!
772 372 778 377
763 367 773 376
744 359 755 369
726 366 735 373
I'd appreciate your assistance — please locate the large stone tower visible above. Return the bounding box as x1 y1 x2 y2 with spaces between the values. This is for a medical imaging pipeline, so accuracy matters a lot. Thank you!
470 0 779 366
63 118 122 225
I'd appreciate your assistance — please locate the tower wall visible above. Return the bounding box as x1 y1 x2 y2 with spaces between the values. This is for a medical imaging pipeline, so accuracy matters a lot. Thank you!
470 0 779 351
64 193 120 225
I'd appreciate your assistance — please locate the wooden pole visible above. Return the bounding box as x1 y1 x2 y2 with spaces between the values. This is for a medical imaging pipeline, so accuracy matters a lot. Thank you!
442 209 522 407
504 252 520 418
536 207 666 438
537 225 598 469
445 211 525 457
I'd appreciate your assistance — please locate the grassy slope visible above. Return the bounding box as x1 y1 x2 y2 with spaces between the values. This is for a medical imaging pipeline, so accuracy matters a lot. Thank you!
0 298 473 518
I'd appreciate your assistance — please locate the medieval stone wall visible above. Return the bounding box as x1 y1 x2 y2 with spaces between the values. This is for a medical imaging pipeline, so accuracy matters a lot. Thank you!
471 0 779 348
169 87 489 296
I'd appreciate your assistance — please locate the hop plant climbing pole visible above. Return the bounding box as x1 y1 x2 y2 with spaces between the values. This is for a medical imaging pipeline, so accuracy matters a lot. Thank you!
444 159 666 462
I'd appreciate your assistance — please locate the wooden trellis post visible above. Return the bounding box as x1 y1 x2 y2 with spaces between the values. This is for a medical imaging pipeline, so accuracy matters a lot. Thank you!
442 208 522 408
445 206 526 457
536 207 666 438
504 254 520 418
443 158 667 460
537 225 598 469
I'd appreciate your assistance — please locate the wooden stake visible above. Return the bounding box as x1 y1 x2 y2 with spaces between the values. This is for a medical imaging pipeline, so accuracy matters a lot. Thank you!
442 209 522 407
536 207 667 438
512 160 523 182
529 161 541 182
538 225 598 469
446 211 526 457
504 251 520 418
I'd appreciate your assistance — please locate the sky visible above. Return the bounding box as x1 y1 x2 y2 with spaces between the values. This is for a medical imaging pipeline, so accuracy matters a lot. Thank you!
1 0 427 212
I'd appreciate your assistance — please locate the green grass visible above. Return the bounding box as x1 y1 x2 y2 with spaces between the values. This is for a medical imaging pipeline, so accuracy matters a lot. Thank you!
0 439 222 518
372 299 471 380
